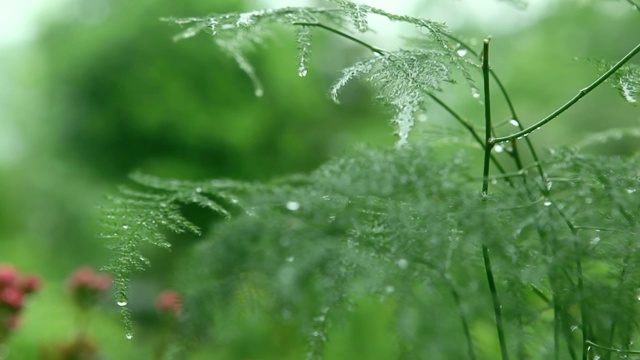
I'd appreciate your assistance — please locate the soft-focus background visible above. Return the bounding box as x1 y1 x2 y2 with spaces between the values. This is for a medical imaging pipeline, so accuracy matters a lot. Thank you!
0 0 638 358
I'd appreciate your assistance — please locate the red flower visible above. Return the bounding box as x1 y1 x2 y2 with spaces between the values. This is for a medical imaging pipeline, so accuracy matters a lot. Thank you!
67 266 112 309
21 275 42 294
0 264 18 288
0 285 24 310
156 290 183 318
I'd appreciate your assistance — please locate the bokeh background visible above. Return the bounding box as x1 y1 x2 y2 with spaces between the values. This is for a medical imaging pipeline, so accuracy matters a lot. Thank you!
0 0 638 358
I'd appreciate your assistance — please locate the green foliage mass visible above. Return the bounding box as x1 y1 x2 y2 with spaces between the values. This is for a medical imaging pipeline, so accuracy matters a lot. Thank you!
101 0 640 359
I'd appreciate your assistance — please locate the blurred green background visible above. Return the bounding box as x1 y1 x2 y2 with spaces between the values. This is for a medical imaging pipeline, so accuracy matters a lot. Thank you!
0 0 638 358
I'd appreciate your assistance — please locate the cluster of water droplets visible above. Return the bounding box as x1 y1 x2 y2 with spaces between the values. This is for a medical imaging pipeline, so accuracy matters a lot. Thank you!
296 26 312 78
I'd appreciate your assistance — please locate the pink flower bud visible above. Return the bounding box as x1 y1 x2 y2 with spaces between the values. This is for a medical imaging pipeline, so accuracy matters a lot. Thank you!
156 290 183 318
0 264 18 288
0 285 24 310
21 275 42 294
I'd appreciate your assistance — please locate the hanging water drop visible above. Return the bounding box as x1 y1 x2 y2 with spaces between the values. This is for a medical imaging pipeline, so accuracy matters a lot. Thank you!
509 119 520 127
298 66 308 77
286 201 300 211
471 87 481 99
117 300 128 307
494 144 504 153
456 48 468 57
385 285 395 293
627 188 637 194
543 200 552 207
254 88 264 97
125 332 133 340
286 256 294 263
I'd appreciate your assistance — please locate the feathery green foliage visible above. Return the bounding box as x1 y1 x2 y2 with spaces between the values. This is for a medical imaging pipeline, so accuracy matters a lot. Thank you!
102 1 640 358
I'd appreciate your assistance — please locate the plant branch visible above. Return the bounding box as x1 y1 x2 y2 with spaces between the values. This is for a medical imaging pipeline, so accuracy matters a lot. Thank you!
443 35 548 184
292 21 514 183
586 341 640 355
493 41 640 144
625 0 640 12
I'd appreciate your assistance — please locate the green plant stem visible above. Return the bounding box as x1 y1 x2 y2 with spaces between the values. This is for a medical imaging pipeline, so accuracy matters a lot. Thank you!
586 341 640 355
444 35 548 184
493 41 640 144
480 39 509 360
482 245 510 360
482 39 494 196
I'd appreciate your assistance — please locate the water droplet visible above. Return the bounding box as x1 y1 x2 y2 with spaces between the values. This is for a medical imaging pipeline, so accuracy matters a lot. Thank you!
195 187 202 193
285 201 300 211
385 285 395 293
286 256 294 263
509 119 520 127
456 48 468 57
328 215 336 223
494 144 504 153
545 181 553 191
471 87 481 99
254 88 264 97
122 225 129 230
397 259 408 269
298 67 308 77
117 300 128 307
125 333 133 340
570 325 578 331
585 198 593 204
543 200 552 207
627 188 637 194
591 236 600 246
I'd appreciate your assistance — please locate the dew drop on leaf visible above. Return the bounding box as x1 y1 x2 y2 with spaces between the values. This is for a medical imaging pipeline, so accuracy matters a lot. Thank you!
543 200 552 207
456 48 468 57
298 67 308 77
471 87 481 99
125 333 133 340
117 300 128 307
509 119 520 127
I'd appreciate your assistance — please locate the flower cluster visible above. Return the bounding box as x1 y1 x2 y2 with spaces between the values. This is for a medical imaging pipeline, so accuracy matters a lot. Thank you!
67 266 111 309
0 264 42 341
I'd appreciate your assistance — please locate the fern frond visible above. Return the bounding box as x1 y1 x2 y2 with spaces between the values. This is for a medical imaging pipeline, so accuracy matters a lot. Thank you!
101 173 256 335
594 60 640 105
331 50 453 144
163 7 347 96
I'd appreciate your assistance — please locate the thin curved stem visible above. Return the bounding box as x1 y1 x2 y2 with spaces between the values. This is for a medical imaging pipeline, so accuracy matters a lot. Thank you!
292 21 385 55
625 0 640 12
493 42 640 144
586 340 640 355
